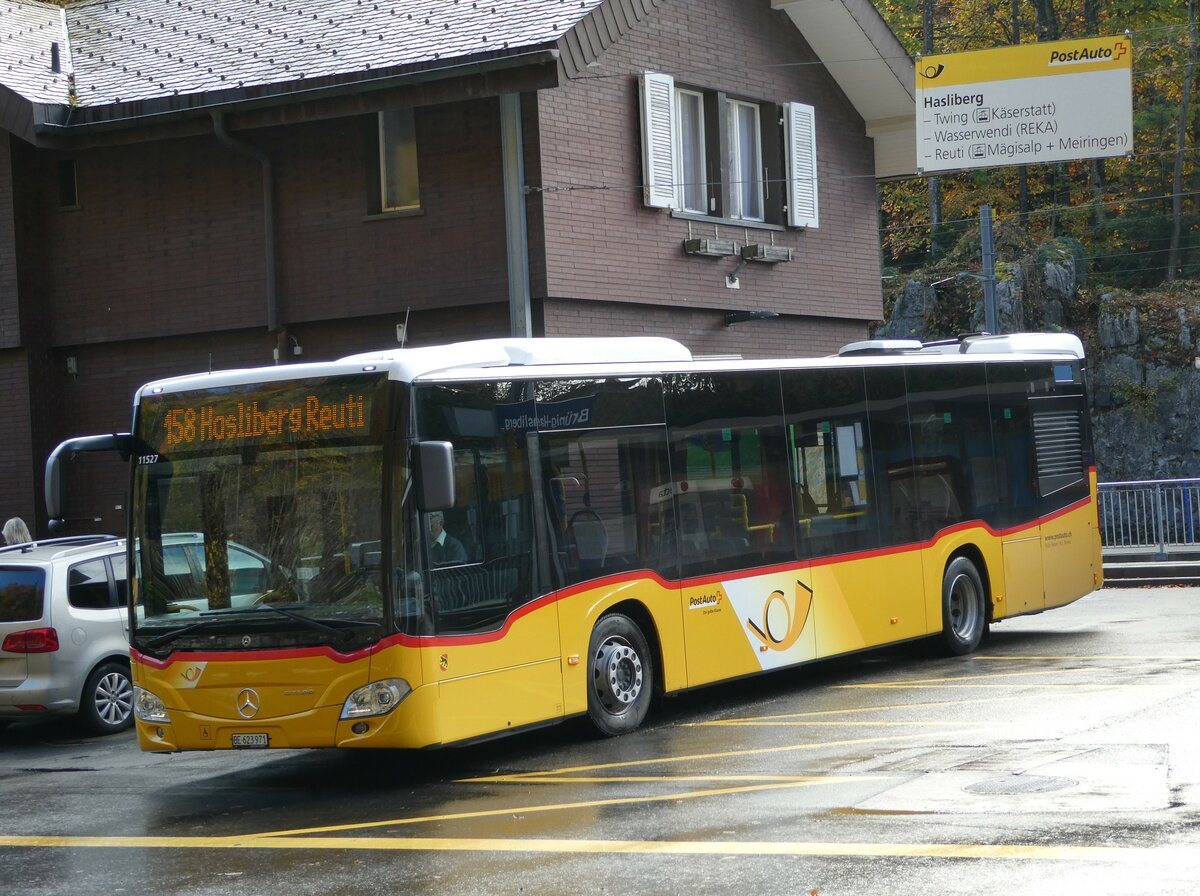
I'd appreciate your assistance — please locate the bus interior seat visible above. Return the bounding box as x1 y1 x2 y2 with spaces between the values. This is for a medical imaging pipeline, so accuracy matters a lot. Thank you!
568 509 608 571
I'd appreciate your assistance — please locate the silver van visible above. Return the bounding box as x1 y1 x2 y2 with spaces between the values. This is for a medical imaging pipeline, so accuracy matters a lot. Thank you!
0 536 133 734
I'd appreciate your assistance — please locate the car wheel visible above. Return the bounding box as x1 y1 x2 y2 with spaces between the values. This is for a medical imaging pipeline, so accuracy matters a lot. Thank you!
586 613 653 737
940 556 986 656
80 661 134 735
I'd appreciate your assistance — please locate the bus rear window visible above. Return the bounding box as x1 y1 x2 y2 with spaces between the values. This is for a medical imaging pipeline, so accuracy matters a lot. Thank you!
0 568 45 622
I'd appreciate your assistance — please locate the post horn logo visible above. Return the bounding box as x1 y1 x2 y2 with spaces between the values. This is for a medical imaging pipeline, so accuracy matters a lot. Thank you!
747 580 814 652
920 62 946 81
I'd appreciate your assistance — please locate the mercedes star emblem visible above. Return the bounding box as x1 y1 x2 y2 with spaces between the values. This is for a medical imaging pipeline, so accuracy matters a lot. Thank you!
236 688 261 719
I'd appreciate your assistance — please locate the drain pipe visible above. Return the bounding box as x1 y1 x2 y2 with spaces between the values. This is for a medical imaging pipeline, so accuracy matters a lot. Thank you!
212 111 280 345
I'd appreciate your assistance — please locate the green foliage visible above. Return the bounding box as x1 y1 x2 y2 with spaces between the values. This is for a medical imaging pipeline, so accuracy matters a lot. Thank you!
873 0 1199 289
1110 374 1159 419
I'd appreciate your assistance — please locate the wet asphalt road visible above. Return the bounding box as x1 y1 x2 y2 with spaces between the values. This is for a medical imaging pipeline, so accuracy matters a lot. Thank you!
2 585 1199 895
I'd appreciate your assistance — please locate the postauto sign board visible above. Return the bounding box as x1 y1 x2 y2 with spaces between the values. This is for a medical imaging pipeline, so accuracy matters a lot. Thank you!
916 35 1132 174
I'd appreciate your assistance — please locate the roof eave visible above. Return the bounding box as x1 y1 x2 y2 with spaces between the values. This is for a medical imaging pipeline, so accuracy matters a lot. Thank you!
772 0 917 178
25 45 563 143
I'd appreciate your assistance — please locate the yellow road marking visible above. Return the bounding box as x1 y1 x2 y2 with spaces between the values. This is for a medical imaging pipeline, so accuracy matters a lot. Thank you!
840 682 1153 690
836 667 1116 687
975 655 1200 661
686 696 1028 725
461 733 930 783
251 777 870 838
695 720 1002 727
0 834 1185 862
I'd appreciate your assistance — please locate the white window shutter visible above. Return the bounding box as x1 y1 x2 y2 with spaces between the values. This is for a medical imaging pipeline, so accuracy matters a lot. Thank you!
785 102 818 229
639 71 677 209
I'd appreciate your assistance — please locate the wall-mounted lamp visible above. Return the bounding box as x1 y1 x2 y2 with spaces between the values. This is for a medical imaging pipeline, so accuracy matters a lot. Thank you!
725 310 780 327
66 356 78 377
289 335 303 357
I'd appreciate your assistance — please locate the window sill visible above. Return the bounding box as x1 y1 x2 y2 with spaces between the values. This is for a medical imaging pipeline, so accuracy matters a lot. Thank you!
669 210 785 232
667 209 787 231
363 208 424 222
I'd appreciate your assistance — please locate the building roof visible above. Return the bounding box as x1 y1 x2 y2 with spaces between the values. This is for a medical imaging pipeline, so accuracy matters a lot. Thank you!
0 0 914 173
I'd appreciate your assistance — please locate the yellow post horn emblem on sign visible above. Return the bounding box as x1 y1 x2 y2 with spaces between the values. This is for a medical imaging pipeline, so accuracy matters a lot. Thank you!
747 580 813 652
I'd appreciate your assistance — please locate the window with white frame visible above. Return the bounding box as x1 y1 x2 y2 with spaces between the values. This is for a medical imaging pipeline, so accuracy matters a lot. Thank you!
377 109 420 213
675 89 708 214
727 99 763 222
639 71 818 229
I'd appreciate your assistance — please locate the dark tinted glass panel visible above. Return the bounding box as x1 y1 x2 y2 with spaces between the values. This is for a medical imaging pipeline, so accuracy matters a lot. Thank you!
541 427 673 587
415 381 534 635
0 568 44 621
866 367 921 547
666 371 794 577
533 377 664 430
783 368 877 558
110 554 129 607
904 364 992 536
68 559 112 609
987 363 1038 528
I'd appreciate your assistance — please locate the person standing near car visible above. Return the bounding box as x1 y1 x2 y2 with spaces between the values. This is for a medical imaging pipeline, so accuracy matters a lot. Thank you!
3 517 31 545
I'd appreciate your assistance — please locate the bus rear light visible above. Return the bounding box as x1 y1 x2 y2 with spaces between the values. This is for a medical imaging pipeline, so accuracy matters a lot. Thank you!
2 628 59 653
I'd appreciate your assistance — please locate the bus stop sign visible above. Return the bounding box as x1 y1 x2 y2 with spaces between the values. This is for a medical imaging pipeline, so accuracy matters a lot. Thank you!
916 35 1133 174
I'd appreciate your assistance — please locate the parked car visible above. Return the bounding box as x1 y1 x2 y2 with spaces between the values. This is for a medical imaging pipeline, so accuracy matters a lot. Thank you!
0 535 133 734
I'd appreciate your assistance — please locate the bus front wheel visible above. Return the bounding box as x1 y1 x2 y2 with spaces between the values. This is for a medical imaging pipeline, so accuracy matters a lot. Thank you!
940 557 986 656
586 613 652 737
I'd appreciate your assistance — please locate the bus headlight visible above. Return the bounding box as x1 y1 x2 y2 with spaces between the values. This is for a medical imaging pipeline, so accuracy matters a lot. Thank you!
133 687 171 724
340 679 411 720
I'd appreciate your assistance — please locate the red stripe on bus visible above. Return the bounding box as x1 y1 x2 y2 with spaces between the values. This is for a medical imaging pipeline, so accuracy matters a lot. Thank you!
133 496 1095 666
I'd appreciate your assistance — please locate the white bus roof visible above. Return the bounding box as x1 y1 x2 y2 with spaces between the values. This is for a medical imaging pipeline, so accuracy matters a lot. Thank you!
134 333 1085 397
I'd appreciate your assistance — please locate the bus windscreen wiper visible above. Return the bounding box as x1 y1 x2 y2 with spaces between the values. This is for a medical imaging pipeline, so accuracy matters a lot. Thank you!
246 604 378 643
140 617 230 650
140 606 377 650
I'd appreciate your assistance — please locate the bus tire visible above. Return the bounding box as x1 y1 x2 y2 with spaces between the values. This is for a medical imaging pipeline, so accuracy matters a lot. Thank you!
586 613 653 737
940 557 986 656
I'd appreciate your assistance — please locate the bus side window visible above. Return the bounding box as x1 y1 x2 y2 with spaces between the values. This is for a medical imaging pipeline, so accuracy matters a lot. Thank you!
540 428 669 586
785 367 877 558
667 371 794 577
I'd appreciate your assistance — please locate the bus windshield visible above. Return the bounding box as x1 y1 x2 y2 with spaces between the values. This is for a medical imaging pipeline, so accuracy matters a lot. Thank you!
129 373 392 652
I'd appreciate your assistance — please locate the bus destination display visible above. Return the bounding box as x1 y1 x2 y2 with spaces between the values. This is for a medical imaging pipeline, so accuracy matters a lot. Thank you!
140 375 384 454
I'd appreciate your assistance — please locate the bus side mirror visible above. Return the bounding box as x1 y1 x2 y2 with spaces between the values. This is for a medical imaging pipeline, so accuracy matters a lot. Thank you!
45 433 133 532
414 441 456 512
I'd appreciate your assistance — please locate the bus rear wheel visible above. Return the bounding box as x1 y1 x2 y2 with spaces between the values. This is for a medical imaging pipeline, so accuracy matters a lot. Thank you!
586 613 652 737
940 557 986 656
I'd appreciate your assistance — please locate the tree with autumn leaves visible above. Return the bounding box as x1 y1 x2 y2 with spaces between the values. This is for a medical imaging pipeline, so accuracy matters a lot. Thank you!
874 0 1198 288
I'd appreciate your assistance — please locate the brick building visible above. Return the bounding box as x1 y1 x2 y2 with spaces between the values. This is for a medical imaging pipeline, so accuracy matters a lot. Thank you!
0 0 914 534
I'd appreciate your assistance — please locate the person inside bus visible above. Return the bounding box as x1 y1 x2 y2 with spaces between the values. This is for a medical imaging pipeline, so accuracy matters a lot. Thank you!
427 511 467 565
3 517 32 545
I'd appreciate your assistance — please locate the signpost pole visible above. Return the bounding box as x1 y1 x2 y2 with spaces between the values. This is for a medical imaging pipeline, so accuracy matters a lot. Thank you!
980 204 999 334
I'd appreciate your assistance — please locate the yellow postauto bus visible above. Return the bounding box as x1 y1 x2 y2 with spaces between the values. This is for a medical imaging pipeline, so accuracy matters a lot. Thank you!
45 333 1102 751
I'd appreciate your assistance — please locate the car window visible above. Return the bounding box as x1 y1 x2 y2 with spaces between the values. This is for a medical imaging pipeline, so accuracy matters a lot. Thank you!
229 547 269 597
68 559 112 610
0 567 44 621
110 554 129 607
163 544 203 600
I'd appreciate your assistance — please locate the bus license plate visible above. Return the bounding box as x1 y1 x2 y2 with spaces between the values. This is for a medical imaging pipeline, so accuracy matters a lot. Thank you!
231 733 269 749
